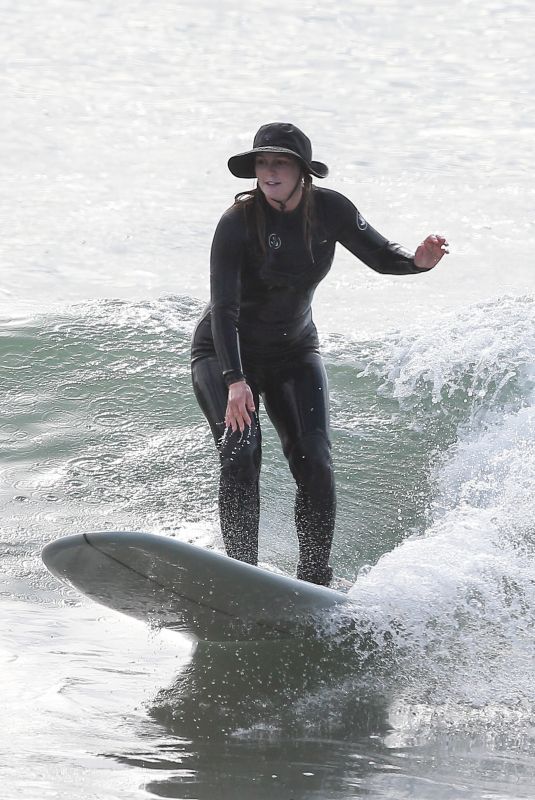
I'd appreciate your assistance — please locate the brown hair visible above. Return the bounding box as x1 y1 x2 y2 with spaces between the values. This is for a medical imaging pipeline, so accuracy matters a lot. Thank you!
233 172 315 261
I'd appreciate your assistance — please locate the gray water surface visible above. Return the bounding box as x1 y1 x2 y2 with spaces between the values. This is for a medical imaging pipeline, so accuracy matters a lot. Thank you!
2 0 535 798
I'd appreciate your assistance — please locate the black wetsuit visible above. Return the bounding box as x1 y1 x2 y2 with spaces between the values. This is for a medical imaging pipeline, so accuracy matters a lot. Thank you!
191 186 427 584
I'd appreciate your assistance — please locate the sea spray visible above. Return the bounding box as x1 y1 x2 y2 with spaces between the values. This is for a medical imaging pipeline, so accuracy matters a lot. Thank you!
318 295 535 737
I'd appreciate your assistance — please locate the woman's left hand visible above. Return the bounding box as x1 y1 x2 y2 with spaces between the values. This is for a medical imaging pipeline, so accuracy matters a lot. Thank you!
414 234 449 269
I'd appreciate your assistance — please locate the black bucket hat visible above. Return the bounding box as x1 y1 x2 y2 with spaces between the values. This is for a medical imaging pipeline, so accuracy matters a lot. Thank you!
228 122 329 179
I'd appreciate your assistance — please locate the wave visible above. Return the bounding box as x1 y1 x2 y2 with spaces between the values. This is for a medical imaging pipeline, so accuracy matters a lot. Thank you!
325 295 535 735
360 294 535 421
2 294 534 722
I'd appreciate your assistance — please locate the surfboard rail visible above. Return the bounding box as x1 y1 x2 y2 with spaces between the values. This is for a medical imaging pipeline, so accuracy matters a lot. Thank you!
42 531 349 642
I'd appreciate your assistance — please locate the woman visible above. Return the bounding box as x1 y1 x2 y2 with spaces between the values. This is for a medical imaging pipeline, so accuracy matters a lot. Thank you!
191 122 448 586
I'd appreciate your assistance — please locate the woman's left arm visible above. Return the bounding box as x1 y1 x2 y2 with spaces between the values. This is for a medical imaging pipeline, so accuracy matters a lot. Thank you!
332 192 449 275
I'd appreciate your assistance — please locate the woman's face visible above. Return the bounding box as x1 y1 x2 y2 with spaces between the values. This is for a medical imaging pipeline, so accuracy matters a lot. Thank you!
255 153 303 210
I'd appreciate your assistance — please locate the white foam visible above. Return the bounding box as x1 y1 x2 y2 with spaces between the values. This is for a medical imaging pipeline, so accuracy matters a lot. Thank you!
340 298 535 713
368 294 535 415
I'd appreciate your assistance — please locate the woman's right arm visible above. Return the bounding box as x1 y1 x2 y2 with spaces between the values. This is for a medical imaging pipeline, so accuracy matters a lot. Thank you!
210 209 256 432
210 209 246 386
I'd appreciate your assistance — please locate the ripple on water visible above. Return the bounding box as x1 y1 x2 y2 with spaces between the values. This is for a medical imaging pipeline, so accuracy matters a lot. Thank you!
80 486 131 505
88 395 146 431
0 424 31 443
69 454 122 477
56 382 92 401
64 453 134 506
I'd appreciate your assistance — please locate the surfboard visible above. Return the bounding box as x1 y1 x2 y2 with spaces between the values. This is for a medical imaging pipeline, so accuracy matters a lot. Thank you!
42 531 350 642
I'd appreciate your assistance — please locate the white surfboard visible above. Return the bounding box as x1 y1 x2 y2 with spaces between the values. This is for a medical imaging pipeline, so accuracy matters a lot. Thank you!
42 531 349 642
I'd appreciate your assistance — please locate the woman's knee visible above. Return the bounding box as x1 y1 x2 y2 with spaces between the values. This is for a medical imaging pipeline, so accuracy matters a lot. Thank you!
219 416 262 484
288 431 333 492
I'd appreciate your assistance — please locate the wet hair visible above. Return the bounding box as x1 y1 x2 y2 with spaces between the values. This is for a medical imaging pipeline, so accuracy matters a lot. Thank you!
232 171 315 261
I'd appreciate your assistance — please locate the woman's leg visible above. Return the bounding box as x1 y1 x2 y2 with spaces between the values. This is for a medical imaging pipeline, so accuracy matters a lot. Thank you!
262 351 335 585
191 356 261 564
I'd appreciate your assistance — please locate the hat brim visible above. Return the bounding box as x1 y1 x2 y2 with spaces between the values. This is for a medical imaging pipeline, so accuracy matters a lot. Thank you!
228 146 328 179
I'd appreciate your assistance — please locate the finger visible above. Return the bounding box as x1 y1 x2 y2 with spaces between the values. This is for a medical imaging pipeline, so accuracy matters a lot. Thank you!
237 407 252 432
426 234 446 247
226 407 251 433
225 414 237 432
225 405 237 431
426 240 447 255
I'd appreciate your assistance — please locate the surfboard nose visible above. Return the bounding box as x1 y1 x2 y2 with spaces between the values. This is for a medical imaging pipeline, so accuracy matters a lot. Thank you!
42 533 87 581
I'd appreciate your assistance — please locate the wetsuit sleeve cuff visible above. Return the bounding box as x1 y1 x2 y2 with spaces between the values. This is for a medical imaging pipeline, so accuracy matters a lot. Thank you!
412 259 433 272
223 370 246 387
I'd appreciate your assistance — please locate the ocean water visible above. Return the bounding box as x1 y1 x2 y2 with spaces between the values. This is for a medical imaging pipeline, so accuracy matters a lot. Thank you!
2 0 535 798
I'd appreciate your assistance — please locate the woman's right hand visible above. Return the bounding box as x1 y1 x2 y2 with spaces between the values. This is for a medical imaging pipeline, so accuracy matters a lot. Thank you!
225 380 256 433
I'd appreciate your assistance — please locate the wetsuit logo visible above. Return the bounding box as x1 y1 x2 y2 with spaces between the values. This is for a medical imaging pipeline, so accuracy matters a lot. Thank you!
356 211 368 231
268 233 282 250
